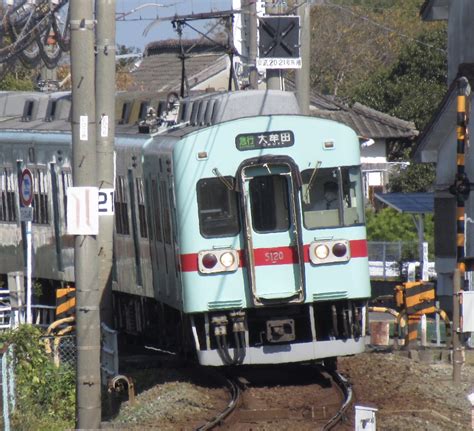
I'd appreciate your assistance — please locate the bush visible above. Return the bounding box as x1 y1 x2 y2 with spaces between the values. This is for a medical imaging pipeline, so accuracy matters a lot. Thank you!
0 325 75 430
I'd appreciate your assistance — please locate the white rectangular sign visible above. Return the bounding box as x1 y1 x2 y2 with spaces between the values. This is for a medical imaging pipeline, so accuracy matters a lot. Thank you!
256 57 302 69
67 187 99 235
80 115 88 141
19 206 33 222
101 115 109 138
462 291 474 332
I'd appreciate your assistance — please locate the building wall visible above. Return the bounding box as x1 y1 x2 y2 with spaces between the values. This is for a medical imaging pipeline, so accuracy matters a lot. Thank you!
447 1 474 83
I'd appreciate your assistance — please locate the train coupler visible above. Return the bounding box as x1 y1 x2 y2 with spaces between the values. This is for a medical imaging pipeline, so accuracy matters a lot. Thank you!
266 318 295 343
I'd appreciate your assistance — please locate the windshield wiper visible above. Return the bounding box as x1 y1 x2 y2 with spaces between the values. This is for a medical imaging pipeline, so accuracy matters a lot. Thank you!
304 160 321 204
212 168 234 191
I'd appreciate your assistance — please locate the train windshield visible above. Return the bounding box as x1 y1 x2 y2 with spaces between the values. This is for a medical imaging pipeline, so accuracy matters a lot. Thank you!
249 175 290 233
197 177 240 237
301 166 364 229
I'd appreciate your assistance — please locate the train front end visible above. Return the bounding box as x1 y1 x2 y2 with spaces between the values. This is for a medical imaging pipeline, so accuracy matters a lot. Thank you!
175 114 370 366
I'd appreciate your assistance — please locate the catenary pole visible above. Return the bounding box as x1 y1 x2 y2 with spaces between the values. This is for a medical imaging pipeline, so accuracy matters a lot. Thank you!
295 1 310 114
245 0 258 89
70 0 101 428
96 0 116 328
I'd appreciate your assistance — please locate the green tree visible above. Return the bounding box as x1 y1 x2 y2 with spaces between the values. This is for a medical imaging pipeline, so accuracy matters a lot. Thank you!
388 161 436 193
350 27 447 131
309 0 442 97
0 68 35 91
366 207 434 258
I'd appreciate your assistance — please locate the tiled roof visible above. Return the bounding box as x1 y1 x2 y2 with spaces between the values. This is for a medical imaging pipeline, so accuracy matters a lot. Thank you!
132 39 418 140
131 39 230 93
286 82 417 139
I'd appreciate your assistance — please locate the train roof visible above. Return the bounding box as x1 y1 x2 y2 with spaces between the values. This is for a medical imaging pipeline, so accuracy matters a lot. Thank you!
0 89 302 138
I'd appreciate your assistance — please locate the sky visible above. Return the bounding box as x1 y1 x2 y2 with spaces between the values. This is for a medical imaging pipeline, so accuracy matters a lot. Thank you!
115 0 234 51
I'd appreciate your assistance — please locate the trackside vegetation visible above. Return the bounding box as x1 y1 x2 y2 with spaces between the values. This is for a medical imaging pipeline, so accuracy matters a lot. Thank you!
0 325 75 431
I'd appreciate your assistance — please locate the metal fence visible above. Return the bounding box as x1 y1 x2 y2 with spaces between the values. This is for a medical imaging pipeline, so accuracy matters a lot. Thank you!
42 334 76 368
368 241 421 262
368 241 436 281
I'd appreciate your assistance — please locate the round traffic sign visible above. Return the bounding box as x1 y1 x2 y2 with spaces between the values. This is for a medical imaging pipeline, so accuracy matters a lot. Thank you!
19 168 33 207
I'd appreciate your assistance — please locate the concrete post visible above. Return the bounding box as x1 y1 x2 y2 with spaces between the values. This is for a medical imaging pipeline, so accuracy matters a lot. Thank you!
70 0 101 427
96 0 116 328
295 1 310 114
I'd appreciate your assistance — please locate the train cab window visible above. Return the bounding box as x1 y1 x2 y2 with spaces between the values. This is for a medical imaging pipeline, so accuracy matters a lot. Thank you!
0 168 17 222
249 175 290 233
32 169 49 224
115 176 130 235
197 177 240 238
301 166 364 229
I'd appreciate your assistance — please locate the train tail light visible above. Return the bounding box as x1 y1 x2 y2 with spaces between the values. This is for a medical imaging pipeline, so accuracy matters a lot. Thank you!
332 242 347 258
199 249 239 274
309 240 351 264
202 253 218 269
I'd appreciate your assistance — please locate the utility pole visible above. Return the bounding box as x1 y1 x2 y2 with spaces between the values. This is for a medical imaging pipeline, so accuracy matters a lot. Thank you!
96 0 116 328
244 0 258 89
70 0 101 428
265 0 285 90
295 1 310 114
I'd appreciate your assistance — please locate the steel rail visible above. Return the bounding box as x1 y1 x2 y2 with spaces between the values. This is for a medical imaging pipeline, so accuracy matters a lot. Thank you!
194 373 241 431
323 369 353 430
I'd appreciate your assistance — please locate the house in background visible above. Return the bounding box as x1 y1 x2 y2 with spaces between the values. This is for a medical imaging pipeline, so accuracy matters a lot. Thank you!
131 39 418 202
416 0 474 307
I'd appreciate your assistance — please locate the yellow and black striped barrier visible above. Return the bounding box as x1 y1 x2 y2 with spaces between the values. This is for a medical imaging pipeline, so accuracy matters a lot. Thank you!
56 286 76 320
395 281 437 347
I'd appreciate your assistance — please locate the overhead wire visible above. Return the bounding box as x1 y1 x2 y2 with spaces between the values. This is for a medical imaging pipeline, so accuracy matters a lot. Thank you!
0 0 70 71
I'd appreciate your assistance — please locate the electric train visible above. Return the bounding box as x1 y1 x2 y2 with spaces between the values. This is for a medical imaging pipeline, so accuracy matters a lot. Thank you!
0 89 371 366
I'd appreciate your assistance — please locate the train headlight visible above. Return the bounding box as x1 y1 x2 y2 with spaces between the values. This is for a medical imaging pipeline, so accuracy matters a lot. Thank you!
309 240 351 264
314 244 330 260
199 249 239 274
220 252 235 268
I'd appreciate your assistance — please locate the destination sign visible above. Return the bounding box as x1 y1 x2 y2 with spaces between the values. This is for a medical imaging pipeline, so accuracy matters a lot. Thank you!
235 130 295 151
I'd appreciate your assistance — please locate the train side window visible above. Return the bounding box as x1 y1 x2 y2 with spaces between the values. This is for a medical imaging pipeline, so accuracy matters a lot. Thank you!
61 170 72 227
197 177 240 238
115 176 130 235
0 168 17 223
32 169 49 224
151 179 162 241
136 178 148 238
160 180 171 244
341 166 365 226
249 175 290 233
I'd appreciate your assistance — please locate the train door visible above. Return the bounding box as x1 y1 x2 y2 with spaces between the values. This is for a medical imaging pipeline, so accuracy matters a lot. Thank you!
238 157 305 305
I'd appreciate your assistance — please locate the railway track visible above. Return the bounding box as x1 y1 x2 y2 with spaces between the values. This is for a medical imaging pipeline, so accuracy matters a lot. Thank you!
195 363 353 430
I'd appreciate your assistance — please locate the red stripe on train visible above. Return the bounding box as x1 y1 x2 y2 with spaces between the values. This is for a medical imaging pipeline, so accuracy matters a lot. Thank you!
180 239 368 272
